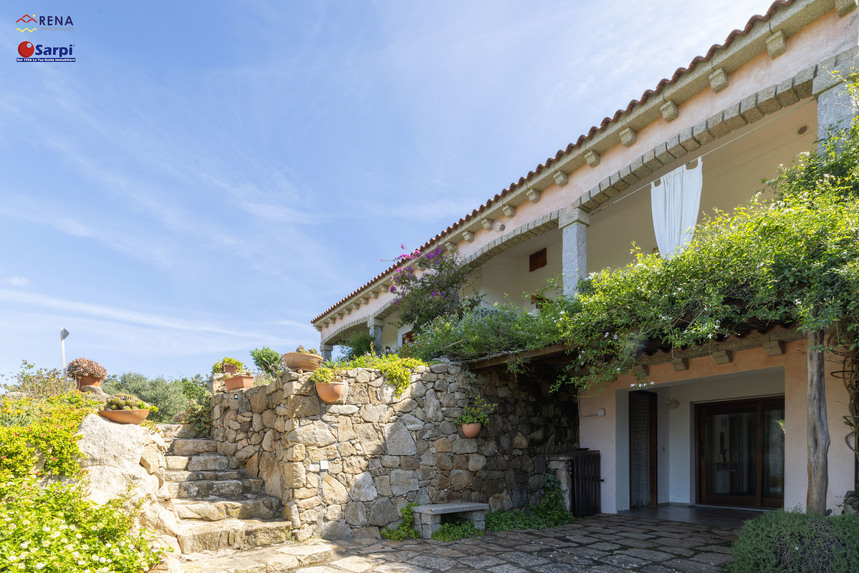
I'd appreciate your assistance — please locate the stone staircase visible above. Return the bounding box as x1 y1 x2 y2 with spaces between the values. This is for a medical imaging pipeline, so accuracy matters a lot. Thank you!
158 425 300 570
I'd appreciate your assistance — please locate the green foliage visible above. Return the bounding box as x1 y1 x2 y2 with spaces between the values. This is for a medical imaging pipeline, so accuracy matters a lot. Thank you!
408 303 560 363
102 373 183 423
211 357 244 374
431 518 484 541
486 473 579 531
730 510 859 573
250 347 283 379
178 375 212 437
337 331 376 361
310 353 425 397
0 360 75 400
455 372 497 426
0 475 165 572
390 246 481 333
380 503 420 540
0 392 99 479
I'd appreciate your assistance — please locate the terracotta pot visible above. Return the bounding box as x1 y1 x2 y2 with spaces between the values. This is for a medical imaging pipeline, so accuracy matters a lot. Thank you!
76 375 103 389
315 381 346 403
98 409 150 425
461 423 482 438
282 352 323 372
225 374 254 391
222 363 239 375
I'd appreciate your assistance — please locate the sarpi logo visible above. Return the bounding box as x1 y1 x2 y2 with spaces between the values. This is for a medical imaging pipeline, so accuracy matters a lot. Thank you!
17 41 75 62
16 13 74 32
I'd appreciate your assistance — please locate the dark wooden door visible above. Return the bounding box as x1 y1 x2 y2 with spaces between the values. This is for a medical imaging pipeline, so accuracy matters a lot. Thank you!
696 396 784 508
629 391 657 508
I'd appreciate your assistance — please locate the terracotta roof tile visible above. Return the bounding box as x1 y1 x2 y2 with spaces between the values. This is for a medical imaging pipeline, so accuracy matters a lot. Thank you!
312 0 794 324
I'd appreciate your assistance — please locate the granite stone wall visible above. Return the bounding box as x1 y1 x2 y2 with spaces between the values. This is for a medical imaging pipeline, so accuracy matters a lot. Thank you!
210 362 577 540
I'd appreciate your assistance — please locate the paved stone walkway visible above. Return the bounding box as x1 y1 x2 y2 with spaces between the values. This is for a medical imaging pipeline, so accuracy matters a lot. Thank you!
291 513 738 573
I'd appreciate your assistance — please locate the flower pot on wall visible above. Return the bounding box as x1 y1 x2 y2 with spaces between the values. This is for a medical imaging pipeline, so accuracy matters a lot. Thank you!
222 363 239 375
315 381 346 403
225 375 254 391
98 409 150 425
461 423 482 438
76 375 103 389
283 352 323 372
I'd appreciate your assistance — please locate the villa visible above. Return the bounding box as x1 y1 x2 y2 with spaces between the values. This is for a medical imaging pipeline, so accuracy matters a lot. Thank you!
309 0 858 516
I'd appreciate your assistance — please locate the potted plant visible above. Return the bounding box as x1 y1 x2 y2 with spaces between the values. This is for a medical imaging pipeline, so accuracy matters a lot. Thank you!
67 358 107 390
456 374 497 438
212 357 244 375
310 365 346 403
224 372 255 391
282 345 323 372
98 393 156 425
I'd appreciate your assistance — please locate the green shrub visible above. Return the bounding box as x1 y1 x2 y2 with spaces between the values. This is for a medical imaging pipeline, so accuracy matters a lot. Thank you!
0 392 99 479
250 347 283 379
380 503 420 540
0 475 165 572
730 510 859 573
102 373 184 423
337 331 375 360
486 473 579 531
431 518 483 541
0 360 75 400
177 375 212 437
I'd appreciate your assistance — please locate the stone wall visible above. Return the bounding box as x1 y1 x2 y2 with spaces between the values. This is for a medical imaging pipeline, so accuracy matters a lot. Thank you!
210 362 578 540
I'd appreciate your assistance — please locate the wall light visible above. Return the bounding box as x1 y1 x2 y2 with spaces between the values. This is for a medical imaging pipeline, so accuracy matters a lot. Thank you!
667 398 680 409
581 408 607 418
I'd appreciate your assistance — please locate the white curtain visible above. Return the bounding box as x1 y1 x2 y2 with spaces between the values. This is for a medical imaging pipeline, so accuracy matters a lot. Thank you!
650 159 703 258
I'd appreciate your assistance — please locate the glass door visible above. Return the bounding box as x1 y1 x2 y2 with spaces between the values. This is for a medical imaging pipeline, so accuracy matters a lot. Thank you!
696 397 784 508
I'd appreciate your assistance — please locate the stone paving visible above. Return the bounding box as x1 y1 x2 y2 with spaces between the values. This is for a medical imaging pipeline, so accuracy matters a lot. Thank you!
193 513 739 572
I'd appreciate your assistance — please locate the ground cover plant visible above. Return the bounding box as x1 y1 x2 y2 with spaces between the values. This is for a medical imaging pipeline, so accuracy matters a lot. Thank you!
431 518 484 541
486 473 579 531
310 353 425 397
380 503 420 540
0 362 165 571
730 510 859 572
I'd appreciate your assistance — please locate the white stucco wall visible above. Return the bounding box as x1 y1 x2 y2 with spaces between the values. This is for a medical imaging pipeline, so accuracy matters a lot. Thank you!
579 340 853 514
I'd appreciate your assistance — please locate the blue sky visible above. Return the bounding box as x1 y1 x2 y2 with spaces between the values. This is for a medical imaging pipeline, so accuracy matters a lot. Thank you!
0 0 771 380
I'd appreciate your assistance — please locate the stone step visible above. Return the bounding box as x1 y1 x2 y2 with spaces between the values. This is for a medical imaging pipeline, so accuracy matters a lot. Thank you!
175 519 293 554
171 438 219 456
174 496 281 521
179 540 336 573
166 453 229 472
162 478 263 500
157 423 197 439
166 469 246 483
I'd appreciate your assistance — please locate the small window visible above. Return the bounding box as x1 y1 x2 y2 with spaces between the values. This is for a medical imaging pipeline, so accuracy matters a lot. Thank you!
529 248 547 272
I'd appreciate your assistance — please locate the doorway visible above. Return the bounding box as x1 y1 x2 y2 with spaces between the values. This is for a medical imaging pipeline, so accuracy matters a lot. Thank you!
696 396 784 508
629 391 657 508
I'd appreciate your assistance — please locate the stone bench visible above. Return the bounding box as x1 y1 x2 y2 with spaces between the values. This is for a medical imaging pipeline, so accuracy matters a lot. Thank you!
411 502 490 539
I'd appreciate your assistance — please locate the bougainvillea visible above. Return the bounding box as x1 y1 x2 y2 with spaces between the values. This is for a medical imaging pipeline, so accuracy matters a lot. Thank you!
389 246 479 333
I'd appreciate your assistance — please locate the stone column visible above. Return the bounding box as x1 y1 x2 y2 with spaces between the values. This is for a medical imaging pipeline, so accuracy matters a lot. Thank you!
367 318 384 354
560 207 590 296
320 343 333 362
814 50 859 142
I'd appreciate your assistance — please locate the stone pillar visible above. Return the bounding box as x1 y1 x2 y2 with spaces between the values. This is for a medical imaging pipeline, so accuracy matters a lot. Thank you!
813 50 859 142
560 207 590 296
320 343 333 362
367 318 384 354
548 458 573 512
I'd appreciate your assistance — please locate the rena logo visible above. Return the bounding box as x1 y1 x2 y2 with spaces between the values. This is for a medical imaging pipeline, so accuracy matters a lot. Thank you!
16 14 37 24
18 41 34 58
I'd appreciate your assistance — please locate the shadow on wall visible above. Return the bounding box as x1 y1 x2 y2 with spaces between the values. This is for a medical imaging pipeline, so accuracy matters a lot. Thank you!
210 362 578 541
